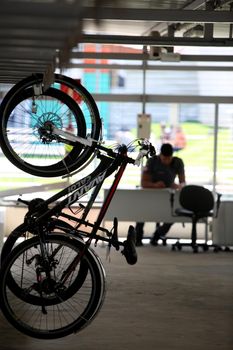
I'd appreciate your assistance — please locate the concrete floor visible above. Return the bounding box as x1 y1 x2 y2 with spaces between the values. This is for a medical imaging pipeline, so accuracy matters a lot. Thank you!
0 241 232 350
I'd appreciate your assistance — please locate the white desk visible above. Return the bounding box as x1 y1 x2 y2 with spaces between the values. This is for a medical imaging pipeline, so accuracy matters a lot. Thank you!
104 188 191 223
212 200 233 246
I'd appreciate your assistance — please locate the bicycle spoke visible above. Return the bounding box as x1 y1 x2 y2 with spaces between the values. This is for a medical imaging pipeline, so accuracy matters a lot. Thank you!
0 235 105 339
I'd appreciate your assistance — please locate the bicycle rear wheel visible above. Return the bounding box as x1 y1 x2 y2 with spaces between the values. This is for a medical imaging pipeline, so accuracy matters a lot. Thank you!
1 218 73 264
1 220 89 306
0 234 106 339
0 87 89 177
0 74 102 177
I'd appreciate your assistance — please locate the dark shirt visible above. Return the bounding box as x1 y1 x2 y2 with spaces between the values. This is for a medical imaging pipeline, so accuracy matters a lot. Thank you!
146 156 185 187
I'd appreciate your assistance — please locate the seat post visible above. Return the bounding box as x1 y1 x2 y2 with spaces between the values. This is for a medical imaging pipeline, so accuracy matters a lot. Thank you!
191 215 198 247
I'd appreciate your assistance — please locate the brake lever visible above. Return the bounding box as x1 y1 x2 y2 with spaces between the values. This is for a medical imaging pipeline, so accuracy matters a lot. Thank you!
134 149 148 166
134 140 156 166
149 144 156 156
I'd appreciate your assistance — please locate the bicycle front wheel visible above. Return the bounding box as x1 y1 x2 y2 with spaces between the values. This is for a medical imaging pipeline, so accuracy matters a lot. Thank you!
0 74 102 177
0 234 106 339
0 87 88 177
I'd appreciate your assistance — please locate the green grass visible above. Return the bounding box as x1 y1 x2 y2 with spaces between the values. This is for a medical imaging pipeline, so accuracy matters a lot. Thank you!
175 124 214 168
0 175 66 191
136 121 233 185
151 121 232 164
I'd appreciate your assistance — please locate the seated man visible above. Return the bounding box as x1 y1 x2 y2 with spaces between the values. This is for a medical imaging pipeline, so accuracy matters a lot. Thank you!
136 143 186 246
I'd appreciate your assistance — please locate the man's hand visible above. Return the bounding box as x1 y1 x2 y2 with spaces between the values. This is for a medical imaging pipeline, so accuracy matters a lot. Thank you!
153 181 166 188
171 182 185 190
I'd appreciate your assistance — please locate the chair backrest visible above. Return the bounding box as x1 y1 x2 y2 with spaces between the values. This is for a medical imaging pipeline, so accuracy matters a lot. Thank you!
179 185 214 213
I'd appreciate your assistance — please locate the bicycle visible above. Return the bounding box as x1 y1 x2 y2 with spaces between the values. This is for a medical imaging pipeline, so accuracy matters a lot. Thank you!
0 124 156 339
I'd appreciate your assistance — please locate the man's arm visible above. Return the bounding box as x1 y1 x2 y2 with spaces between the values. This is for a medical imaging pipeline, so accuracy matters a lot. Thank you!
171 173 186 189
178 172 186 185
171 158 186 189
141 168 166 189
178 158 186 188
170 169 186 190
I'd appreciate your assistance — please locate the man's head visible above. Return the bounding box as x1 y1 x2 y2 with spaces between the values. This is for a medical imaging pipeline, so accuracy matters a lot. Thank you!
160 143 173 165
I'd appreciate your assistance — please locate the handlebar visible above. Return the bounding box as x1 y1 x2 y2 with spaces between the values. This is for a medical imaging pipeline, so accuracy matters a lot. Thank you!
97 139 156 167
133 140 156 166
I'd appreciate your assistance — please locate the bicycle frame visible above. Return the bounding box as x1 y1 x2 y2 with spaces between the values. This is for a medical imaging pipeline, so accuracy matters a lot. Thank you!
18 124 154 255
15 144 134 297
22 143 135 248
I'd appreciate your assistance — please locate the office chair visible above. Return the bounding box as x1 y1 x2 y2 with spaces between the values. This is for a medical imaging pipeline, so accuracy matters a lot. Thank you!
170 185 221 253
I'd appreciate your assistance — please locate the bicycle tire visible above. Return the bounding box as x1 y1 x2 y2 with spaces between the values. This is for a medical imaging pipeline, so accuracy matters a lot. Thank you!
1 220 90 306
0 74 101 141
0 86 89 177
0 73 102 177
0 234 106 339
1 218 74 263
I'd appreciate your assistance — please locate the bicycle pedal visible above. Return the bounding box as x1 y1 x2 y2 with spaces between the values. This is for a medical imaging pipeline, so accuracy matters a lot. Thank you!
122 225 137 265
122 241 137 265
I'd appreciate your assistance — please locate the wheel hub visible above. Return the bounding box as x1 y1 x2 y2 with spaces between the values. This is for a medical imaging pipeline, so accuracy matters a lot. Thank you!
36 114 63 143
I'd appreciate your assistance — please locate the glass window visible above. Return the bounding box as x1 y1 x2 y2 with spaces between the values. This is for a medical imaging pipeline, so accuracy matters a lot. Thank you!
217 104 233 194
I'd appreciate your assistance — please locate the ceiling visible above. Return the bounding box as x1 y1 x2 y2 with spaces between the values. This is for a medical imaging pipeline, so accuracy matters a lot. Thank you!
0 0 233 84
